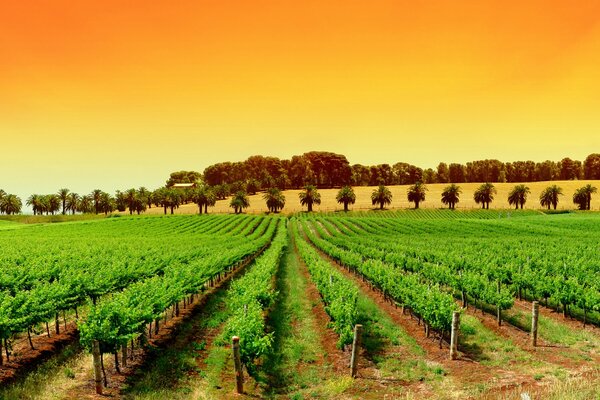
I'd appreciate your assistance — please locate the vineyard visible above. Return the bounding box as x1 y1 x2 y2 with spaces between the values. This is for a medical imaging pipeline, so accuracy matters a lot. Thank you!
0 211 599 399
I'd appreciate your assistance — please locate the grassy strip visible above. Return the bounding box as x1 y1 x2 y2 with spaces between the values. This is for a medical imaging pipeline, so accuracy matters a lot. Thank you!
0 342 83 400
261 227 336 398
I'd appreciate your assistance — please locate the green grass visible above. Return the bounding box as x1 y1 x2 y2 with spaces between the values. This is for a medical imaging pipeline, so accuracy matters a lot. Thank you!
505 309 599 350
0 342 83 400
0 214 107 224
459 314 532 368
260 232 333 398
121 287 231 399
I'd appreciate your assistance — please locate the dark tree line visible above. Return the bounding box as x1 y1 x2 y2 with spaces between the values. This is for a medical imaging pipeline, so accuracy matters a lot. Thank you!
194 153 600 196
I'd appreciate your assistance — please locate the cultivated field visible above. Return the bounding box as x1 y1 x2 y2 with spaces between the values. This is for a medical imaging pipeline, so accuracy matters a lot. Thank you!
0 211 599 399
141 180 600 215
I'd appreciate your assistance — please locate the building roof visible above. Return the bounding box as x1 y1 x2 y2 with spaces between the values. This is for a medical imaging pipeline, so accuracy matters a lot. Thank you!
172 183 196 188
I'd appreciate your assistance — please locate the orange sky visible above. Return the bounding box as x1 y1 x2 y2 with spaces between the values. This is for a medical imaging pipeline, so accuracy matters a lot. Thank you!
2 1 600 198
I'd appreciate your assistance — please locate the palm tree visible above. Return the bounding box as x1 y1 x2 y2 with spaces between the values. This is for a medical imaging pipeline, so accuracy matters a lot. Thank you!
407 182 427 209
539 185 563 210
441 184 461 210
263 187 286 213
299 185 321 212
230 191 250 214
138 187 151 209
336 186 356 212
0 190 6 214
91 189 103 214
573 184 597 210
474 183 496 209
66 193 80 214
193 186 216 214
57 188 70 215
125 188 138 215
26 194 43 215
115 191 127 212
2 194 22 215
78 195 94 214
508 184 530 210
371 185 392 210
45 194 61 215
98 192 115 215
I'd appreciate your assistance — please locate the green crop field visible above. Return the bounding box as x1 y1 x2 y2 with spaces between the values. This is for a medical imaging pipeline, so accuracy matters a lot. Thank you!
0 212 599 400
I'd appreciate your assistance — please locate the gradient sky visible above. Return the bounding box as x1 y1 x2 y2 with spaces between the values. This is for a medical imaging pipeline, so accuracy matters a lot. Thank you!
2 1 600 199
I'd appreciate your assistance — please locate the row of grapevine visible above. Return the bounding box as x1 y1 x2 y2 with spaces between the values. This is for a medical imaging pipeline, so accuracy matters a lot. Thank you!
291 219 359 348
313 217 514 322
300 219 458 336
0 215 268 364
79 217 279 357
318 215 600 325
220 218 287 373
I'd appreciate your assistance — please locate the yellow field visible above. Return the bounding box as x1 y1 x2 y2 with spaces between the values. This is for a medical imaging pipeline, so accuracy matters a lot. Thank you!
142 180 600 215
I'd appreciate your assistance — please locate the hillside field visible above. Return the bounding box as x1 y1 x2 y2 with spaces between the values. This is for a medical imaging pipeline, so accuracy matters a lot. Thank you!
141 180 600 215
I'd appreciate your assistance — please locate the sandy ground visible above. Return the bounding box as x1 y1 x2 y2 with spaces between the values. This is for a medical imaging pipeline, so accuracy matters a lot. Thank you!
141 180 600 215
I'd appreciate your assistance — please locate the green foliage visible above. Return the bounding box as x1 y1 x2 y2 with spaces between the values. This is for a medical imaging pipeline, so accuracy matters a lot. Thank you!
221 220 287 370
292 220 358 348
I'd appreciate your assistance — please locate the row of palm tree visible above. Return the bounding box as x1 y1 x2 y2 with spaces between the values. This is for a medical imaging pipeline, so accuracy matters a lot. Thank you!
5 182 599 216
0 190 22 215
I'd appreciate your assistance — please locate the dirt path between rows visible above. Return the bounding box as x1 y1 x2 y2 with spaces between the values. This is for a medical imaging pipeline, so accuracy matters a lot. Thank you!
0 322 79 385
293 235 350 374
300 228 547 398
30 245 271 400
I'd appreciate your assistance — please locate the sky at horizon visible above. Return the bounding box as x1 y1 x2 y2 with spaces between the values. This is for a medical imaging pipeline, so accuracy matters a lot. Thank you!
2 1 600 200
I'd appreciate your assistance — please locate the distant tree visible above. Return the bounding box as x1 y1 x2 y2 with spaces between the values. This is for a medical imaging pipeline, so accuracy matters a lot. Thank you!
0 190 5 214
66 193 80 215
299 185 321 212
193 186 217 214
573 184 597 210
441 184 461 210
263 187 286 213
336 186 356 212
165 189 182 214
246 179 261 195
559 158 582 180
78 195 94 214
114 191 127 212
91 189 103 215
230 191 250 214
436 163 449 183
45 194 61 215
473 183 496 209
2 194 22 215
58 188 70 215
125 189 138 215
508 184 530 209
166 171 202 187
98 192 115 215
448 163 467 183
407 182 427 209
371 185 392 210
26 194 43 215
138 187 152 209
213 184 230 200
539 185 563 210
583 154 600 179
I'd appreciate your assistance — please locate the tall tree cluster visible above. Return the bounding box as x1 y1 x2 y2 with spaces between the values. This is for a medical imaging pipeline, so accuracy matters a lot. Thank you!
0 190 22 215
200 153 600 194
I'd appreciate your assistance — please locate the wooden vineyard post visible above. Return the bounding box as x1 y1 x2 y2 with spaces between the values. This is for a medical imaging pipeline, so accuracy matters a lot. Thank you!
350 324 363 378
121 343 128 367
232 336 244 394
92 340 103 395
531 301 539 347
450 311 460 360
